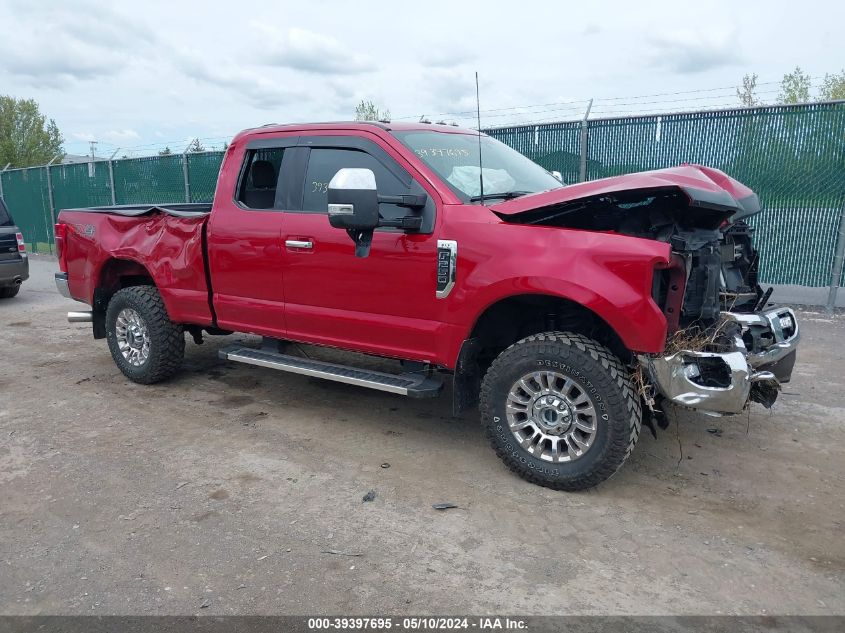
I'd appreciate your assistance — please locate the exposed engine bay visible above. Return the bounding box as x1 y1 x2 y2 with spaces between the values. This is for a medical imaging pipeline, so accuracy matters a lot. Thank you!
496 186 800 417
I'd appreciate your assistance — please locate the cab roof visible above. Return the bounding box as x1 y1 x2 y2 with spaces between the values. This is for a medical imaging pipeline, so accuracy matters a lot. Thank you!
234 121 481 142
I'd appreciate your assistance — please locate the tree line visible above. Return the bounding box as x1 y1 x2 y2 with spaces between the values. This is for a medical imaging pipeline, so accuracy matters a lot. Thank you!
738 67 845 106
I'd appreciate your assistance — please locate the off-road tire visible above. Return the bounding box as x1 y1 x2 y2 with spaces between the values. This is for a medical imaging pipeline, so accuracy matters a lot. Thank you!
479 332 641 491
105 286 185 384
0 285 20 298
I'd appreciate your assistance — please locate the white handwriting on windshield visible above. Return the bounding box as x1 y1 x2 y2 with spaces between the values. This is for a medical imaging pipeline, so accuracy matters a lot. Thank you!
415 148 471 158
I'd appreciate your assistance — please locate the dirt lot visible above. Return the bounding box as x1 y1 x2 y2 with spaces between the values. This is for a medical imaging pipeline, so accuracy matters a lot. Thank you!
1 256 843 616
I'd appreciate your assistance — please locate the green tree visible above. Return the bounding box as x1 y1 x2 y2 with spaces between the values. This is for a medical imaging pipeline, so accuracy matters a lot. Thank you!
736 73 760 106
158 146 172 156
187 138 205 153
778 66 812 104
354 100 390 121
0 95 64 168
819 70 845 101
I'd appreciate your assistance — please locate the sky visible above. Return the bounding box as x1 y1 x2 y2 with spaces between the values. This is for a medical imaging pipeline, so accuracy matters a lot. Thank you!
1 0 842 157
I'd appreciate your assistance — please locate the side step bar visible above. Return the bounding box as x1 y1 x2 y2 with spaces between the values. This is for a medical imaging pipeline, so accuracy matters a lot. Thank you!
219 345 443 398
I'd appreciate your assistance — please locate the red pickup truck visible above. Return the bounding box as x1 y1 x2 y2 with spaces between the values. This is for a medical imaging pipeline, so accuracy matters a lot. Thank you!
54 121 799 490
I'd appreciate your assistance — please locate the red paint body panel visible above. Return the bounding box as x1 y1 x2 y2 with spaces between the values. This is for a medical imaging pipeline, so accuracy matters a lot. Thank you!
436 205 671 363
206 141 288 338
59 123 762 370
59 211 212 325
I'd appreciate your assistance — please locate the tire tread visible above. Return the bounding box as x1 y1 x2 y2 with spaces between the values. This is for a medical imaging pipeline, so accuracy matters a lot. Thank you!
479 331 641 491
106 286 184 384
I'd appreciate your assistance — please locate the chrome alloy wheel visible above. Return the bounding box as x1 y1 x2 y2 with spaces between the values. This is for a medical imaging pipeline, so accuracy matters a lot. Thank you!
505 371 599 463
115 308 150 367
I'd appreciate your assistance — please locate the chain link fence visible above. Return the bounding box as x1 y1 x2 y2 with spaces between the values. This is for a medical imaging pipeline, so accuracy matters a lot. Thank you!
1 102 843 296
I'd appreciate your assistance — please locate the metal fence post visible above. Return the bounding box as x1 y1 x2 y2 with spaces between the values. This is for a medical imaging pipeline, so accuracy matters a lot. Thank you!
108 149 119 205
578 99 593 183
44 155 60 254
0 163 8 200
825 202 845 315
182 141 195 203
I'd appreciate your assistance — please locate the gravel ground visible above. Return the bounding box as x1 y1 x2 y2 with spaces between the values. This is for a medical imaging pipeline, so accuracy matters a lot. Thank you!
1 256 843 615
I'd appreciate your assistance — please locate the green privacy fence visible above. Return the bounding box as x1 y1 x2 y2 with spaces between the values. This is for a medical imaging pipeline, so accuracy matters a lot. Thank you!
487 101 845 288
1 102 843 288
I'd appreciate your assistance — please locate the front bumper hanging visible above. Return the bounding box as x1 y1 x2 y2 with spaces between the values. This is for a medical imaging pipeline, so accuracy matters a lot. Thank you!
642 307 799 415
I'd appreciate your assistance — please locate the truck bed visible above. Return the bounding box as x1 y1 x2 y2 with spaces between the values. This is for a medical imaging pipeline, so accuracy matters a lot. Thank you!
58 205 213 327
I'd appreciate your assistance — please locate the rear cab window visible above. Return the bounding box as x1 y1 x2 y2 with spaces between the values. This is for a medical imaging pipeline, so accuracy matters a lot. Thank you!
236 148 285 209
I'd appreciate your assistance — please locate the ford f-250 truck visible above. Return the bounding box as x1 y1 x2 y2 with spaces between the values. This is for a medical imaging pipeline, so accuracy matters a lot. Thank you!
54 121 799 491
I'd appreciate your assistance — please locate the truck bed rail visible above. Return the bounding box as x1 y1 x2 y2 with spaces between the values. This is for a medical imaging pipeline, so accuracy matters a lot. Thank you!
61 203 212 218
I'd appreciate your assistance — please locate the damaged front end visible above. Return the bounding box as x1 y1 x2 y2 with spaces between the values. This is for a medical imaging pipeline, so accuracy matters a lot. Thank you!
492 164 801 416
642 307 799 415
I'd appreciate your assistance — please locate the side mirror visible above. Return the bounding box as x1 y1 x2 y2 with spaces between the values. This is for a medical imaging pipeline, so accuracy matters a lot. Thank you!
327 167 428 258
327 168 380 232
551 170 563 183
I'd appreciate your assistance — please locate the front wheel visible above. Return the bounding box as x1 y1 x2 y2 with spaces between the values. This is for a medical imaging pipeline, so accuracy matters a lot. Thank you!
479 332 641 491
105 286 185 384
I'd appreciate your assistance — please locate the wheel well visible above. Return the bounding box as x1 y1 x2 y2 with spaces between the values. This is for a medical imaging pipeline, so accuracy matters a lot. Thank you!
91 259 155 338
470 294 630 370
452 294 631 417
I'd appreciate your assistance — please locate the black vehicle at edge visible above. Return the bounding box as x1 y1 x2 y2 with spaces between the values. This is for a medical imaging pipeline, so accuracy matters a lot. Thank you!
0 197 29 298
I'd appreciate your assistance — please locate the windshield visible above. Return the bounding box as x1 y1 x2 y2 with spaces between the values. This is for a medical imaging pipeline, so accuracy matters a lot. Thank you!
392 130 563 203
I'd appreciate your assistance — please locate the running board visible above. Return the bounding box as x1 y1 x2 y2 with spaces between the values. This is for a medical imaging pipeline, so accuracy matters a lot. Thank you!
219 345 443 398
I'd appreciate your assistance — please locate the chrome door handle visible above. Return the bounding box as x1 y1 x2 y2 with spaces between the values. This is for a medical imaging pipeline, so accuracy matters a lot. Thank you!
285 239 313 249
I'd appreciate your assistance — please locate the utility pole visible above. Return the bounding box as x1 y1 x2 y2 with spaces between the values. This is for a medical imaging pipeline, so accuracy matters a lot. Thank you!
89 140 98 161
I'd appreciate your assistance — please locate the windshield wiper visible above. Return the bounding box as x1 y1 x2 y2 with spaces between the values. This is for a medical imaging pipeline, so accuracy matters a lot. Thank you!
470 190 532 202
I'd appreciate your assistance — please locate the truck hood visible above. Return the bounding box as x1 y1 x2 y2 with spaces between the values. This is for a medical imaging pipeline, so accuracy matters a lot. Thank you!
490 165 761 223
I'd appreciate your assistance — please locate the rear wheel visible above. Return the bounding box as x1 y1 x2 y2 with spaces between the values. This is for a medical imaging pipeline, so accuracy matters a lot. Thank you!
0 285 20 298
105 286 185 384
479 332 641 491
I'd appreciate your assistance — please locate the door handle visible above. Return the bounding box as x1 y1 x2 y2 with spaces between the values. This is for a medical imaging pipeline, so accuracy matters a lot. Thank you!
285 239 313 249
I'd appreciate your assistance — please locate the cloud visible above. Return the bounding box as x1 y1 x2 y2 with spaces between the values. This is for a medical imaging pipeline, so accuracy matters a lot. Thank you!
175 50 309 110
581 24 601 36
0 1 153 85
648 30 743 74
71 132 96 143
422 68 477 114
255 25 375 75
104 129 141 143
422 47 477 69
